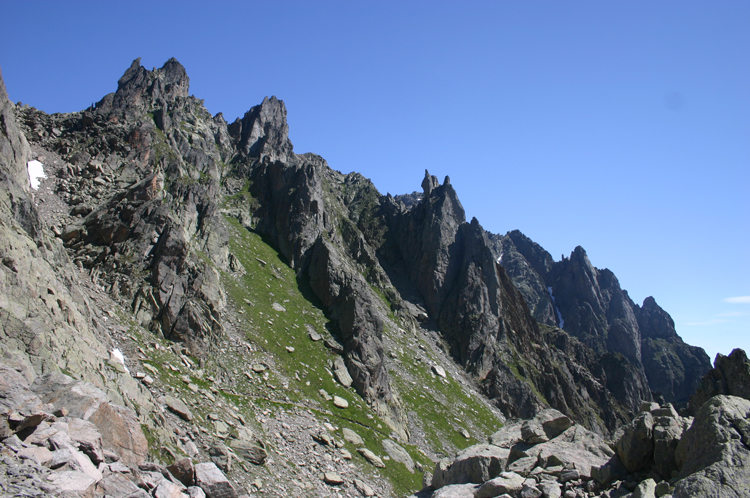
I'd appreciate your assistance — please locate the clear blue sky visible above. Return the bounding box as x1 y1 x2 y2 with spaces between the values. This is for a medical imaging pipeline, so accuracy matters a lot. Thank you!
2 1 748 362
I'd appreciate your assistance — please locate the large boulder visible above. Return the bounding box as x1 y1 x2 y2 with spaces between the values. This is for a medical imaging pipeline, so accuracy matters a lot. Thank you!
673 395 750 498
194 462 239 498
382 438 415 473
474 471 525 498
432 444 510 489
31 374 147 466
520 409 573 444
615 411 654 473
527 425 615 478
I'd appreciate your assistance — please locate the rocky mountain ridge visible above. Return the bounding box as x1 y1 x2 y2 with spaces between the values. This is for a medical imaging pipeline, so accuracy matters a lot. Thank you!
0 58 734 497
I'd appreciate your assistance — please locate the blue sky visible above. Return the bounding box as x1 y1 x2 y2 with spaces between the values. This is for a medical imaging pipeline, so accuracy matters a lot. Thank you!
1 1 748 362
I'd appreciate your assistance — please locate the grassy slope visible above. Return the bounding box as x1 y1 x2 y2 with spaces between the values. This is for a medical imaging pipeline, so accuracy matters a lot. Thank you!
218 215 504 495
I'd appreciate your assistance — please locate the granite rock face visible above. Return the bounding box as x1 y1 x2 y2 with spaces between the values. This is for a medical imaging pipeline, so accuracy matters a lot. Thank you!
674 395 750 498
488 229 711 413
688 348 750 414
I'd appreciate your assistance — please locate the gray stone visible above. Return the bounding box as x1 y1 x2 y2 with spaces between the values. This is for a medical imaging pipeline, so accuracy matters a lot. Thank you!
323 472 344 484
525 425 614 478
194 462 239 498
432 365 447 378
332 357 353 388
431 483 478 498
382 438 414 472
208 443 233 472
165 395 194 421
673 395 750 498
353 478 375 496
65 417 105 465
168 458 195 486
358 447 385 467
559 469 579 483
507 455 538 475
187 487 207 498
519 484 543 498
632 478 657 498
474 471 525 498
489 421 524 449
655 481 671 497
615 412 654 473
48 445 103 481
432 444 509 488
230 439 267 465
342 427 364 446
154 479 189 498
652 417 683 479
44 470 97 497
17 445 53 466
333 396 349 409
538 480 562 498
94 472 143 497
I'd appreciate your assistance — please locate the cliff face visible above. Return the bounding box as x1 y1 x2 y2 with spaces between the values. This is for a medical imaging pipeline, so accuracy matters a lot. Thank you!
3 57 711 449
490 230 711 408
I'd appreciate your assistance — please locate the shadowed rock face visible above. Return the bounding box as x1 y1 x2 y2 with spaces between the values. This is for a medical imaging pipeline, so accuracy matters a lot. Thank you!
689 348 750 414
489 230 710 411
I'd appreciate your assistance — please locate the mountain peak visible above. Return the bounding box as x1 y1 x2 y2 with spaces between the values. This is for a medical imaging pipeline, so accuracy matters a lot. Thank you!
95 57 189 120
231 95 292 161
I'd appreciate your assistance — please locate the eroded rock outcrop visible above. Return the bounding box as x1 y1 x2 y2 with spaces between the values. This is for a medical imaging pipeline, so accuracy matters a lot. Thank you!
688 348 750 414
489 229 711 413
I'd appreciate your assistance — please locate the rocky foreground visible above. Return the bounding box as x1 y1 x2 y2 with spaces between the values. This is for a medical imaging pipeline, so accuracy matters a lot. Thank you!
0 359 246 497
407 349 750 498
2 350 749 497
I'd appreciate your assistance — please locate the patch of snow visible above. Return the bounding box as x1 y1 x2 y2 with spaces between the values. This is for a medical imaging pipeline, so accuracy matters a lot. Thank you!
27 160 46 189
111 348 129 373
496 252 504 264
547 286 565 329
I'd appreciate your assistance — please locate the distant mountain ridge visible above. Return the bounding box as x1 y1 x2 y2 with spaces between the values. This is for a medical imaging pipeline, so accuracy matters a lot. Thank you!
487 230 711 407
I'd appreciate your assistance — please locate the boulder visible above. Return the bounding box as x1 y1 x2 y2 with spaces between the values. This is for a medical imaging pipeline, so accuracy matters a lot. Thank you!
208 443 233 472
489 421 523 449
164 395 194 421
382 438 414 472
29 374 147 466
538 479 562 498
432 483 478 498
323 472 344 485
168 458 195 486
230 439 267 465
342 427 364 445
44 470 97 498
652 416 683 479
154 479 189 498
673 395 750 498
358 447 385 467
474 471 525 498
632 478 657 498
194 462 239 498
432 444 509 488
515 425 614 479
17 445 53 465
332 357 353 388
47 445 103 481
65 417 104 465
615 411 654 473
87 401 148 467
95 472 145 497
